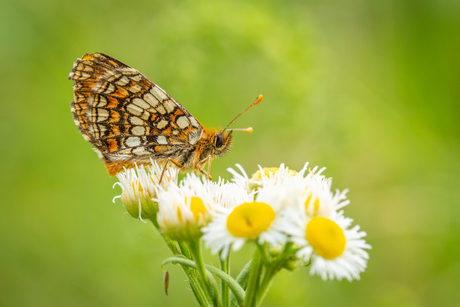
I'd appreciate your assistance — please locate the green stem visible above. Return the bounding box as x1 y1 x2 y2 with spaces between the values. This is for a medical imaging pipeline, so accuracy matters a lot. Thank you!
162 257 245 306
220 253 230 307
189 240 220 307
230 260 251 307
257 243 271 265
256 268 276 306
149 219 211 307
243 248 263 307
256 242 295 306
149 218 180 254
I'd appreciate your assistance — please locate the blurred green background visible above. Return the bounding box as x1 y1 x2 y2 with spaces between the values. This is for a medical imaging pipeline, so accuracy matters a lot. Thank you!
1 0 459 306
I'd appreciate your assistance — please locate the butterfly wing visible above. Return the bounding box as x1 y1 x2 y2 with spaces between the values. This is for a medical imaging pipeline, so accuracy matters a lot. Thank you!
68 53 203 175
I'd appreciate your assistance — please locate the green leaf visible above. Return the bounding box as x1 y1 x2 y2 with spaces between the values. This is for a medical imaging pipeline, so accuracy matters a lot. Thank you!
230 260 252 307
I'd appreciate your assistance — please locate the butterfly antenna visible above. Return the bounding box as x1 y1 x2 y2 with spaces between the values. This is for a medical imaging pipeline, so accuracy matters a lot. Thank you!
231 127 253 133
223 95 263 132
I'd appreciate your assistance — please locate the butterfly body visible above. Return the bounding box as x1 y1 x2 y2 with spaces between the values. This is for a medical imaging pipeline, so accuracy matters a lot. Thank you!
68 53 234 177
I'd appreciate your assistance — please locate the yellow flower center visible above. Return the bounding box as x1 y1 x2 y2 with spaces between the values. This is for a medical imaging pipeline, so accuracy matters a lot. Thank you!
226 202 275 238
251 167 297 181
306 217 346 259
131 180 144 197
177 196 207 222
304 192 320 216
190 196 207 221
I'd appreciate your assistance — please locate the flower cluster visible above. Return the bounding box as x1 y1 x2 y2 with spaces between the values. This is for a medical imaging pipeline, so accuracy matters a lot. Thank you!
221 163 371 281
114 161 371 282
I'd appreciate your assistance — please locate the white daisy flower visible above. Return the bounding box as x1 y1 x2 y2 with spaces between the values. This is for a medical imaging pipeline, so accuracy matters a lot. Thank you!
290 210 371 281
252 163 298 186
202 183 291 259
226 163 254 192
113 160 178 220
227 163 298 192
155 180 213 242
177 173 249 209
294 167 349 218
203 177 250 209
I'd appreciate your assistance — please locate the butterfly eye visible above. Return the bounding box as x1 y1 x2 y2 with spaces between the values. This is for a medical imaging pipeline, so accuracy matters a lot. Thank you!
215 134 224 148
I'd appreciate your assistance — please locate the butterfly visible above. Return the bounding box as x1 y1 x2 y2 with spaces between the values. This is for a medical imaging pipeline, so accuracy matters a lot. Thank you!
68 53 262 179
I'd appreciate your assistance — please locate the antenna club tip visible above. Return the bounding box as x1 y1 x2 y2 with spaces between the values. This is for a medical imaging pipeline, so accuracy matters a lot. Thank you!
255 95 263 105
231 127 253 133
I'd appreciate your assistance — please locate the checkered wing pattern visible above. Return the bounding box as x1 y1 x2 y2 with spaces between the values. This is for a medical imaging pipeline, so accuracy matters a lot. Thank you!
68 53 203 173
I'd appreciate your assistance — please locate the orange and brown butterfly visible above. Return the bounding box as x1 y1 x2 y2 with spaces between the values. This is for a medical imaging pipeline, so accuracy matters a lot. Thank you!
68 52 262 179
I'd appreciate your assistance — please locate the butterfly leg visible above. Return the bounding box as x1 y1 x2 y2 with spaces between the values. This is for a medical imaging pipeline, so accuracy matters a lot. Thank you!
198 167 212 181
206 155 213 176
197 155 213 181
159 158 183 184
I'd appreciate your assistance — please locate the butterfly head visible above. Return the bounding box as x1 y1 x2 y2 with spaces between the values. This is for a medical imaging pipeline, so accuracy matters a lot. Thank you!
211 130 234 156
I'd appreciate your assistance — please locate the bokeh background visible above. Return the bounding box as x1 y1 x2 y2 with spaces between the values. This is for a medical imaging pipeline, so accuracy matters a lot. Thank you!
1 0 459 306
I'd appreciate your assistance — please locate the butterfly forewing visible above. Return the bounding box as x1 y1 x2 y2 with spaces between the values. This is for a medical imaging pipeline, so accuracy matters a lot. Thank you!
68 53 204 173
